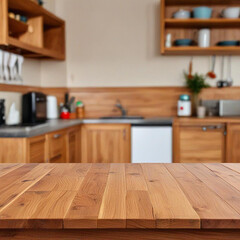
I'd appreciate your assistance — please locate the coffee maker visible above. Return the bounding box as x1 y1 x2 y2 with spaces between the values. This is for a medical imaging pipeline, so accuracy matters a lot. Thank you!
0 99 5 125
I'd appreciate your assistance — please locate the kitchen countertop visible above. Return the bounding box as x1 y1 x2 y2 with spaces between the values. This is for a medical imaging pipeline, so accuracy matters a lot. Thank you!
0 118 173 138
1 163 240 233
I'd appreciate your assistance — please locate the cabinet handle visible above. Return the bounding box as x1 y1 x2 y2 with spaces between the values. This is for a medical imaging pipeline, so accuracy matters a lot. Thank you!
202 125 224 131
53 134 61 139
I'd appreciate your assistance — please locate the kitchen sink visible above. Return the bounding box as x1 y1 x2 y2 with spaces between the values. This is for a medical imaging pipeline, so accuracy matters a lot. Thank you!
100 116 144 120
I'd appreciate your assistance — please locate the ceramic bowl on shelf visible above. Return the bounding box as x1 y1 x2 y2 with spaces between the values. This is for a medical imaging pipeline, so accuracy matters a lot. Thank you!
174 39 193 46
193 7 212 19
217 41 239 46
222 7 240 19
173 9 191 19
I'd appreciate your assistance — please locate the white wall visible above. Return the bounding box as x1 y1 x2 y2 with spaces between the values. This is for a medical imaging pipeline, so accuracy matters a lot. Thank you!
51 0 240 87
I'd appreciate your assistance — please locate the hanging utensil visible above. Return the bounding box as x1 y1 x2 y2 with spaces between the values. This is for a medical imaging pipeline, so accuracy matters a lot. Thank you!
217 56 228 88
188 57 193 79
227 55 233 87
207 55 216 79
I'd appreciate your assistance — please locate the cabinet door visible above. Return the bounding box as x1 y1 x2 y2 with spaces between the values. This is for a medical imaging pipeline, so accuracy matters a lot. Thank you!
27 135 47 163
67 127 80 163
47 130 67 163
174 124 226 163
226 124 240 163
81 124 131 163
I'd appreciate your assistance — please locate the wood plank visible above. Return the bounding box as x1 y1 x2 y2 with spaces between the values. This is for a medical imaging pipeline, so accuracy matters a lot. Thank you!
125 161 153 228
204 163 240 192
125 164 148 191
126 190 155 228
0 164 54 213
2 229 240 240
64 164 110 229
98 164 126 228
166 164 240 229
28 164 91 191
0 190 76 229
0 164 23 177
184 164 240 215
142 164 200 229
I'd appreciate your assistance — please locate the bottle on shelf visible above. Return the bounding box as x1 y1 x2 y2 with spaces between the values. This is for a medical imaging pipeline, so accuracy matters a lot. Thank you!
76 101 85 119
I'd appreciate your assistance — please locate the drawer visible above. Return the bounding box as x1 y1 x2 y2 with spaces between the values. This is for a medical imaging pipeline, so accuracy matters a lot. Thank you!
48 130 66 160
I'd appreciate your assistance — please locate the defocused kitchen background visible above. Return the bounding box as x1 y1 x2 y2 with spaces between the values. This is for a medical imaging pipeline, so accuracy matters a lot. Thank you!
1 0 240 164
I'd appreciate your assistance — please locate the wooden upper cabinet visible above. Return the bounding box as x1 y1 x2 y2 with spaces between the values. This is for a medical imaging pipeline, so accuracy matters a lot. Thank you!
226 124 240 163
0 0 65 60
174 123 226 163
81 124 131 163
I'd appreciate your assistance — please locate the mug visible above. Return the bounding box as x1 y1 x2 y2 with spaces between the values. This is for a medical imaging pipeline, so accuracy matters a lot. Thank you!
222 7 240 19
197 106 206 119
198 29 210 48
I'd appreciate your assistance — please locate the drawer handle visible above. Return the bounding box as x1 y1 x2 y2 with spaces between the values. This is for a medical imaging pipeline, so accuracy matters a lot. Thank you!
53 134 61 139
202 125 223 131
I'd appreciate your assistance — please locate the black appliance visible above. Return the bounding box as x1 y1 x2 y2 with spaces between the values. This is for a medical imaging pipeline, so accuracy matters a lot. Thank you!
0 99 5 125
22 92 47 124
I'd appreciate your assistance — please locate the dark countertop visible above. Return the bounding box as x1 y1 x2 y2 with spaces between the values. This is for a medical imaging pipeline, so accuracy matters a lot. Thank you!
0 118 173 138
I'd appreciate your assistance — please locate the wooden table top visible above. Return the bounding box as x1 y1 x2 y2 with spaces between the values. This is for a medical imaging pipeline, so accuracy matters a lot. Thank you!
1 163 240 230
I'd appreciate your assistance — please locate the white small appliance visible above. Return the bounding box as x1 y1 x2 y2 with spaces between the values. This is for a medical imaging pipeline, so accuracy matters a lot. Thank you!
178 94 191 117
47 96 58 119
198 29 210 48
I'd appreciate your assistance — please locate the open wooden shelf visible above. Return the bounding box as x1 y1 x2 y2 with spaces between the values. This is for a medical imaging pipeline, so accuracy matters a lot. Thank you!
8 36 65 60
161 0 240 55
8 0 63 27
165 0 240 6
164 46 240 55
165 19 240 28
0 0 65 60
8 17 28 36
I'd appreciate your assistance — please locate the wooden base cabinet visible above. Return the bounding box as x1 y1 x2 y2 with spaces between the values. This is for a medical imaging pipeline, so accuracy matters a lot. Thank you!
81 124 131 163
0 125 81 163
174 122 226 163
226 124 240 163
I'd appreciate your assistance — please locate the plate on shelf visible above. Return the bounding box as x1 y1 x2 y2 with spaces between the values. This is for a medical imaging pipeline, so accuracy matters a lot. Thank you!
217 41 239 46
174 39 193 46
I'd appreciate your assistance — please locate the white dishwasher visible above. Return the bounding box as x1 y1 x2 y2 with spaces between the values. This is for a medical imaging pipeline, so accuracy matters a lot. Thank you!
131 124 172 163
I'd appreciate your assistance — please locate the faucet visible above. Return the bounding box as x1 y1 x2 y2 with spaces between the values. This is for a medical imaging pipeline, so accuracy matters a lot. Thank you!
115 100 127 116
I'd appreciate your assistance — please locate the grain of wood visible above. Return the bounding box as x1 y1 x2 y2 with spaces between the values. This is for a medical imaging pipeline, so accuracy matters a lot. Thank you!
205 163 240 192
0 164 23 177
64 164 110 228
29 164 91 191
166 164 240 229
142 164 200 229
0 164 55 213
125 164 147 191
98 164 126 228
0 190 77 229
126 190 155 228
184 164 240 215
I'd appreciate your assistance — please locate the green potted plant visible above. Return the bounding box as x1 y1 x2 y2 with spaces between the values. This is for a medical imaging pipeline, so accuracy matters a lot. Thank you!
184 72 210 115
